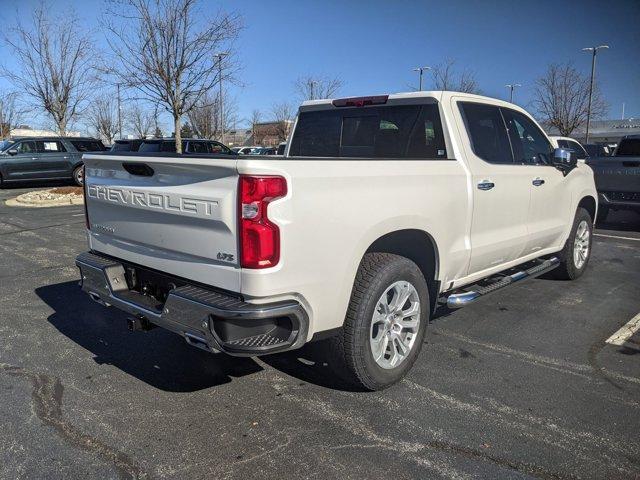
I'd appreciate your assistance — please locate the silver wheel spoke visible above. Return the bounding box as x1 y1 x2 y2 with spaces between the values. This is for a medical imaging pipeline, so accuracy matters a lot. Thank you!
369 280 420 370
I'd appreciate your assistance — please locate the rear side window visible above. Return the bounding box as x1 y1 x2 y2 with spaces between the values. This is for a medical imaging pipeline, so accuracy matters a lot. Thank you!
112 141 132 151
71 140 105 152
187 141 207 153
37 140 67 153
459 102 512 164
289 104 447 158
139 142 160 152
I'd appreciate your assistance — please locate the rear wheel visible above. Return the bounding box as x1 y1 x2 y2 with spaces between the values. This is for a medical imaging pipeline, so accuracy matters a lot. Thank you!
73 165 84 186
333 253 429 391
554 208 593 280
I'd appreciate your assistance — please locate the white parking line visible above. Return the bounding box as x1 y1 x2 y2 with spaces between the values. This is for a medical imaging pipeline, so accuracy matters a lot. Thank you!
606 313 640 346
71 213 84 217
594 233 640 242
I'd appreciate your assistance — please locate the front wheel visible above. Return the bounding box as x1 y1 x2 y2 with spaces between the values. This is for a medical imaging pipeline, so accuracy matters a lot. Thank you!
73 165 84 186
553 208 593 280
333 253 429 391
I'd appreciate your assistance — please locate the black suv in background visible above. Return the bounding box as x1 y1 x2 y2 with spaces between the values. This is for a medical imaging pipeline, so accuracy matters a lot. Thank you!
0 136 106 187
138 138 235 155
110 139 145 152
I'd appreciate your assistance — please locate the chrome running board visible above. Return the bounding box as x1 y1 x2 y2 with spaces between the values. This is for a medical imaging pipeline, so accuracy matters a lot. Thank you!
444 257 560 309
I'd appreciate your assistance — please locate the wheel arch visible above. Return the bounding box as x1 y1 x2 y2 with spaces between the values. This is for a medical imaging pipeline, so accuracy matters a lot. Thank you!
364 229 440 312
577 195 597 222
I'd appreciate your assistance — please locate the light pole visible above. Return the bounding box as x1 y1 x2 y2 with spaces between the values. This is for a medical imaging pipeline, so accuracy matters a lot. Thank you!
214 52 228 144
505 83 521 103
582 45 609 144
309 80 317 100
116 83 123 140
413 66 431 91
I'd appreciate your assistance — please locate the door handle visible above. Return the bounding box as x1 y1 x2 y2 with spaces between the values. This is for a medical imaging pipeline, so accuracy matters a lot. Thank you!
477 181 495 191
532 178 545 186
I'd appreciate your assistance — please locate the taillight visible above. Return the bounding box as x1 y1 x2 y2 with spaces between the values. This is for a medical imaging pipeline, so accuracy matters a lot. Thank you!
82 166 90 230
238 175 287 269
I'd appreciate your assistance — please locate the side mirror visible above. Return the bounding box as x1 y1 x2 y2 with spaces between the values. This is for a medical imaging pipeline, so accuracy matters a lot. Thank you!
7 149 18 156
552 148 577 174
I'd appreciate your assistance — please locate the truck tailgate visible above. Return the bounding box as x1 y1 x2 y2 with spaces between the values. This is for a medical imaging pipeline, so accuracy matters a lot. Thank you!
587 156 640 194
83 154 240 291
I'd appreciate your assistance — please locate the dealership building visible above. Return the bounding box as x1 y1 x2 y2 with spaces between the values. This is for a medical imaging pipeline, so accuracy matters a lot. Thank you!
545 119 640 145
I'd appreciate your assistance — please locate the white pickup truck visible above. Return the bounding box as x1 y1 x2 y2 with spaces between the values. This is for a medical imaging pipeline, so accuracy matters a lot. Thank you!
76 91 597 390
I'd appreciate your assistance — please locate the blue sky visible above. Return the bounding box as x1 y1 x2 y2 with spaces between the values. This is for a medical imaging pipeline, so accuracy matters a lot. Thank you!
1 0 638 132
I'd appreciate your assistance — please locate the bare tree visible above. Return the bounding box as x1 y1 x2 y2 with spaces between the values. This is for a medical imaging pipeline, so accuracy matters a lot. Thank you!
431 59 480 94
87 97 119 145
249 109 262 144
270 102 294 142
104 0 242 153
187 90 238 140
294 75 344 101
534 62 607 136
187 92 218 139
129 104 154 139
0 91 24 139
2 3 96 135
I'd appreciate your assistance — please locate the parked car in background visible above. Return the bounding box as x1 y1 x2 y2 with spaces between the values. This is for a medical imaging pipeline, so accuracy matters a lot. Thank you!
77 91 596 391
250 147 277 155
235 146 260 154
111 139 144 152
0 136 106 186
587 135 640 222
549 136 589 161
277 142 287 155
584 143 612 157
138 138 236 155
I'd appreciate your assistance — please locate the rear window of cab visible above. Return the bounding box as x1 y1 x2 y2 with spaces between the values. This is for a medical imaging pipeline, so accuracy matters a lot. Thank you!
289 104 447 159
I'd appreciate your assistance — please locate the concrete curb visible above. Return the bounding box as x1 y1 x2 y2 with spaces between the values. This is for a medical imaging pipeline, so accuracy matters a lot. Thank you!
5 190 84 208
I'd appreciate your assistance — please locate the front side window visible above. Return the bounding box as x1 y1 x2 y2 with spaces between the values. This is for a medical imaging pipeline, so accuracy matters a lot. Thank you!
501 108 552 165
16 141 36 154
616 138 640 156
289 103 446 158
208 141 231 154
459 102 513 164
565 140 587 159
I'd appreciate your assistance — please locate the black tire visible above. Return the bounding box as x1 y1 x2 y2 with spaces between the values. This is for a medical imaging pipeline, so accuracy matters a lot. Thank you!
596 206 609 225
553 207 593 280
72 164 84 186
332 253 429 391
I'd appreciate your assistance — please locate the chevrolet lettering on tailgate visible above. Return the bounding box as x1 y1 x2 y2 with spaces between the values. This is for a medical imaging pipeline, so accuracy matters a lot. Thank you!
87 184 219 217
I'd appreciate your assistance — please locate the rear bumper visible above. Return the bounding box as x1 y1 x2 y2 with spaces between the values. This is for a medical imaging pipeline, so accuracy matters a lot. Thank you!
75 251 309 356
599 192 640 210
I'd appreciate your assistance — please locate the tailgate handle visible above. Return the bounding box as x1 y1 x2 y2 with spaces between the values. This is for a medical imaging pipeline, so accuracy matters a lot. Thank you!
122 162 154 177
622 161 640 167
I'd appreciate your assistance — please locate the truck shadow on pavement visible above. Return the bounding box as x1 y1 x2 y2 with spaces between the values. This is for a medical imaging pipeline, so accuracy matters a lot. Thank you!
36 281 264 393
597 210 640 233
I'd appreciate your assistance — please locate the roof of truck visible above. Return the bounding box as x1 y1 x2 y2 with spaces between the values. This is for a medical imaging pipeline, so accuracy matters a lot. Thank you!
300 91 524 112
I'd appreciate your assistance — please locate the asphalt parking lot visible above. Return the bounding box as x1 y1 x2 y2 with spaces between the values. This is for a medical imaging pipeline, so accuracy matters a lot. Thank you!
1 185 639 480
